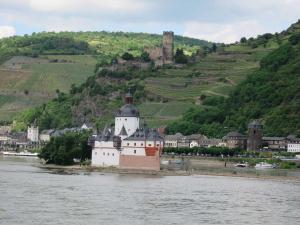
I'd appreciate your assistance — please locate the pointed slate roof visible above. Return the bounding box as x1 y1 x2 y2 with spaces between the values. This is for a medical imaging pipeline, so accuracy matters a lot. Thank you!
119 126 128 136
123 126 164 142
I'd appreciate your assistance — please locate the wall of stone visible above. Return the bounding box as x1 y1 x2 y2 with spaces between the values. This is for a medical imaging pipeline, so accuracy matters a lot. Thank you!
119 155 160 171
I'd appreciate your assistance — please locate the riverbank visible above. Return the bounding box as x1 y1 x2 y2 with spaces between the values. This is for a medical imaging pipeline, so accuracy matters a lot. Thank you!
36 157 300 182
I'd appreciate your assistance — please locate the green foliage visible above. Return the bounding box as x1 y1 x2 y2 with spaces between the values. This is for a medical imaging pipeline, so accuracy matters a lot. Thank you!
0 33 91 63
175 49 188 64
279 161 298 169
140 51 151 62
289 32 300 45
240 37 247 43
39 131 91 165
163 147 242 156
121 52 134 61
260 44 295 71
211 43 217 52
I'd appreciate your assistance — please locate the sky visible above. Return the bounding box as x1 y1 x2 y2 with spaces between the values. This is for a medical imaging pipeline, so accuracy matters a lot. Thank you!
0 0 300 43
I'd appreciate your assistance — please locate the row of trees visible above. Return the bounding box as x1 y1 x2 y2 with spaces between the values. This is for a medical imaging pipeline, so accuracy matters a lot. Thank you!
39 131 91 165
163 147 242 157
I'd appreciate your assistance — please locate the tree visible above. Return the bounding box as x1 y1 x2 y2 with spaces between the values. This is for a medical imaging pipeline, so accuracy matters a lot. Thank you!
140 51 151 62
121 52 134 61
24 89 29 95
174 49 188 64
240 37 247 43
211 43 217 52
289 32 300 45
39 131 92 165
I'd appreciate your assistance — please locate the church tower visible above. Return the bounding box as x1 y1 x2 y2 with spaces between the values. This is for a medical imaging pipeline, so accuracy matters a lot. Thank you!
247 120 263 151
114 91 140 139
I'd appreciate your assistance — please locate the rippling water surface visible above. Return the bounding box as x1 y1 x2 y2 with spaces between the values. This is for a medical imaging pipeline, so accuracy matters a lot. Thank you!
0 156 300 225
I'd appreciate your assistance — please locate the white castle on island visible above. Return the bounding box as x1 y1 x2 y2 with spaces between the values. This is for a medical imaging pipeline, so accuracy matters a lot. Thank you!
91 92 164 171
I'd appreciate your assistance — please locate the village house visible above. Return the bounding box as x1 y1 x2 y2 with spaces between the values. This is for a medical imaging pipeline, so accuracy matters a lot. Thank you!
91 92 164 171
223 131 247 149
39 129 55 142
287 135 300 153
262 137 286 150
0 125 12 135
164 133 184 148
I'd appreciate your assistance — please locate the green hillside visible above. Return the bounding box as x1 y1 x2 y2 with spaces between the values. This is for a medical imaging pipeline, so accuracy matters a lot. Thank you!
6 20 300 134
167 29 300 137
0 32 211 120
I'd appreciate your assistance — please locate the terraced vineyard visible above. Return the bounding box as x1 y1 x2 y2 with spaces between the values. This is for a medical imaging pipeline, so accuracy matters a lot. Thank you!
141 48 265 126
0 55 96 120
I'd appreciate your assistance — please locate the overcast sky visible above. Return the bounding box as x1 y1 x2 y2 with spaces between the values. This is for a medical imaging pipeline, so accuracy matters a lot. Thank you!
0 0 300 43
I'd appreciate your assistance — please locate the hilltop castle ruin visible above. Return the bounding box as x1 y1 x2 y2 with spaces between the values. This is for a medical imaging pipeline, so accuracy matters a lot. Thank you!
162 31 174 64
145 31 174 66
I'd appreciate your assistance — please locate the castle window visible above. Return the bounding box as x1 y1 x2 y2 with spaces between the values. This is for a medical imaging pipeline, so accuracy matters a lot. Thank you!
148 144 152 147
125 118 127 121
134 143 136 146
141 143 143 146
112 153 114 156
108 153 110 156
127 143 129 146
134 150 136 154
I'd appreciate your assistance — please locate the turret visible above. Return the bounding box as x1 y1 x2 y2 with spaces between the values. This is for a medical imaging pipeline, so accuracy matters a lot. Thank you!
114 91 140 139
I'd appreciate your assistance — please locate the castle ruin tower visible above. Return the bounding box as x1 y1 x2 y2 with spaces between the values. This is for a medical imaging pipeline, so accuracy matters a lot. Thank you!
247 120 263 151
162 31 174 64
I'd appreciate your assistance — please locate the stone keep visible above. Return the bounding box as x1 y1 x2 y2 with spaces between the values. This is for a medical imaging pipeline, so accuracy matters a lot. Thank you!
247 120 263 151
162 31 174 64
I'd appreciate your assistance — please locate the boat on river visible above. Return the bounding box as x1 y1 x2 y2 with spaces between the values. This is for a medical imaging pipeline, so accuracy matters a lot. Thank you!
234 162 249 168
255 162 275 169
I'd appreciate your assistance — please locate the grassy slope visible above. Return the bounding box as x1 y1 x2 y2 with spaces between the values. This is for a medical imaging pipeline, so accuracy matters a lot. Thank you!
0 55 96 120
0 32 209 121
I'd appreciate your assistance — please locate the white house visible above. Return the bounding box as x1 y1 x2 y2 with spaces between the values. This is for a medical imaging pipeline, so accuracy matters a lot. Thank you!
91 92 164 170
287 135 300 153
27 125 39 142
287 143 300 153
39 129 55 142
190 140 199 148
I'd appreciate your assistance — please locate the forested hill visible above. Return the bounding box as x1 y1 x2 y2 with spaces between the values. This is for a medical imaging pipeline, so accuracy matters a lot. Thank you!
167 30 300 138
0 31 211 64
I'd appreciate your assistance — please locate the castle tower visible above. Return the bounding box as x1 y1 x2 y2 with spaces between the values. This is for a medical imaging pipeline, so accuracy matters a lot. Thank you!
247 120 263 151
162 31 174 64
114 91 140 139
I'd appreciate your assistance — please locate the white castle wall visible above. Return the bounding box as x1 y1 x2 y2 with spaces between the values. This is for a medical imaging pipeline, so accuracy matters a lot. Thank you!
92 141 120 167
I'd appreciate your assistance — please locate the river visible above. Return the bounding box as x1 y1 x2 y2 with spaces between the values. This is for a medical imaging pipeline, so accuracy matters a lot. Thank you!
0 156 300 225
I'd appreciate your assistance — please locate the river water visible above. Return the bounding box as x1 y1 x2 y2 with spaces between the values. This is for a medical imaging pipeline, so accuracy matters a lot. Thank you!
0 156 300 225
